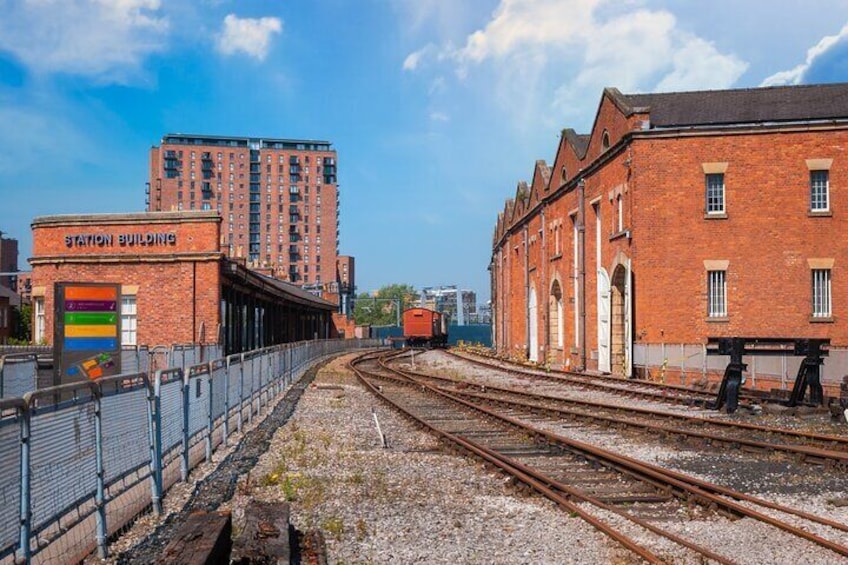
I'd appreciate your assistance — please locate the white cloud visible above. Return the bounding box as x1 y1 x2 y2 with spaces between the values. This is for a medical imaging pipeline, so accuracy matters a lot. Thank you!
429 111 449 122
216 14 282 61
761 23 848 86
656 34 747 92
0 0 168 81
404 0 747 128
403 49 425 71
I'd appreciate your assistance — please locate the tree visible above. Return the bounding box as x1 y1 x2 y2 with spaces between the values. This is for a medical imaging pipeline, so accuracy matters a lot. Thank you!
12 303 32 343
353 284 419 326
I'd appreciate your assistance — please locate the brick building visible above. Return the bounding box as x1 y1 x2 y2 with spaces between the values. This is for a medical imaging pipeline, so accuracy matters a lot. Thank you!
148 134 338 286
491 83 848 391
0 235 18 291
30 212 337 359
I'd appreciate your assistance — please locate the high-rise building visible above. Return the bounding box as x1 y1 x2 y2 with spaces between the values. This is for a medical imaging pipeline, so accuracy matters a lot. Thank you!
148 134 338 285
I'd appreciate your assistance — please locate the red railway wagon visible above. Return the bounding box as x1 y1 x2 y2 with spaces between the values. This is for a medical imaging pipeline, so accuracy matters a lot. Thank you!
402 308 448 347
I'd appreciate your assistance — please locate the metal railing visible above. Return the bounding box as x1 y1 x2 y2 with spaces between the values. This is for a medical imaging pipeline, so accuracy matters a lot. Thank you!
633 342 848 391
0 338 381 564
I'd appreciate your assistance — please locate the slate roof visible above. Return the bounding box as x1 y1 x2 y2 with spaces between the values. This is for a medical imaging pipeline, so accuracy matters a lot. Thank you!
611 82 848 128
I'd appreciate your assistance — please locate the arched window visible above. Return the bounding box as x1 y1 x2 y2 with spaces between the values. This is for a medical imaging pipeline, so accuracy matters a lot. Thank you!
602 130 610 152
560 165 567 183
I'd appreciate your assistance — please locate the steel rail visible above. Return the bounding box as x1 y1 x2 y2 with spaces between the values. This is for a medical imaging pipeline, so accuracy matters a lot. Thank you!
388 362 848 468
449 386 848 469
378 353 848 559
447 349 783 407
350 353 668 564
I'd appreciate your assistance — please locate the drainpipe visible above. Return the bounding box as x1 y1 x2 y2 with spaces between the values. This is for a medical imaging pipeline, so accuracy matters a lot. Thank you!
577 178 587 370
523 225 530 358
541 207 548 361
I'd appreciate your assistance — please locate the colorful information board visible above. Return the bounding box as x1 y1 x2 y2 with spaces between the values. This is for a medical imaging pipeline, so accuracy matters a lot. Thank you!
55 283 122 383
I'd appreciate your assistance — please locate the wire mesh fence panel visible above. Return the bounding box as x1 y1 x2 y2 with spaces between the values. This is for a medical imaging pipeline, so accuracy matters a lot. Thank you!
210 361 226 423
29 401 97 535
823 349 848 384
159 379 184 457
0 408 22 558
1 355 38 399
101 387 151 485
187 372 210 446
226 358 241 418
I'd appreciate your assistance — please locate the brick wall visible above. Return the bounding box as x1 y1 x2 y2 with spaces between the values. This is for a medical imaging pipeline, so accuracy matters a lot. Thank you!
493 88 848 381
31 212 223 347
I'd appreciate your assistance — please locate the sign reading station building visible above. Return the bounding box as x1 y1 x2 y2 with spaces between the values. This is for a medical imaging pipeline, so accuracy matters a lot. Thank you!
55 283 121 383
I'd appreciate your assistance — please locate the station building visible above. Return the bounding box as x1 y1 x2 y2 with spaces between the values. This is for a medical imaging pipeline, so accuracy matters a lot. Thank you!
491 83 848 391
29 211 337 355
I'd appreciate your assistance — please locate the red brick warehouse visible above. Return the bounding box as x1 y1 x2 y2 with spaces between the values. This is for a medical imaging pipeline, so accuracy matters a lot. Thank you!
491 83 848 394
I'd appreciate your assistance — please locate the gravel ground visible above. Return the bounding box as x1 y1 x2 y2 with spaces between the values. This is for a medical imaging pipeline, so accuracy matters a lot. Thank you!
230 353 628 564
96 349 848 563
410 350 848 564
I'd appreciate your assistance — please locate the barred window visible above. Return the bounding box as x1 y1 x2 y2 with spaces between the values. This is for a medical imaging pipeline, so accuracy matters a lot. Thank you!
810 170 829 212
812 269 832 318
706 173 725 214
707 270 727 317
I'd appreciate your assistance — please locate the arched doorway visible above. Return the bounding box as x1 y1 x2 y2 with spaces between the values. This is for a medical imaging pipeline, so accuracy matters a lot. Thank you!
610 262 631 376
597 268 611 373
549 279 563 352
528 286 538 362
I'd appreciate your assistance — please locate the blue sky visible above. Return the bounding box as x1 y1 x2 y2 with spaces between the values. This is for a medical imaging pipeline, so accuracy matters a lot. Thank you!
1 1 848 302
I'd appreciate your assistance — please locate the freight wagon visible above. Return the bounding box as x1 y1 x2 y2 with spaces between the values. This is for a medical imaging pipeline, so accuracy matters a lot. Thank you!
402 308 448 348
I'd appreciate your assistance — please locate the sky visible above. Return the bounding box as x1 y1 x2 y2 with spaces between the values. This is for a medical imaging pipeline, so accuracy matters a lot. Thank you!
2 0 848 303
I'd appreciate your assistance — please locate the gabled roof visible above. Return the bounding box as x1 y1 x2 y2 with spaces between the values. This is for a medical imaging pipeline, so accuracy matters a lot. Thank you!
611 82 848 128
562 129 590 158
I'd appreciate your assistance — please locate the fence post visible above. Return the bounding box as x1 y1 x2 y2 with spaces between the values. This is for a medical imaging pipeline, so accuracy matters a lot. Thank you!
17 403 31 564
206 363 213 464
223 357 231 447
93 390 108 559
181 369 190 483
237 353 245 434
148 371 163 515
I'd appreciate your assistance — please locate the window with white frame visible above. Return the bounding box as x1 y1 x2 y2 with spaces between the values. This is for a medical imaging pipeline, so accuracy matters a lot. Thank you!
707 270 727 317
810 170 829 212
616 195 624 232
706 173 725 214
812 269 831 318
34 297 45 343
121 295 137 345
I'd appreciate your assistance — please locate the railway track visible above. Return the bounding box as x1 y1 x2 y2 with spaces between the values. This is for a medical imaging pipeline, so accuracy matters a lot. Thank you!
446 349 790 409
387 353 848 470
351 349 848 564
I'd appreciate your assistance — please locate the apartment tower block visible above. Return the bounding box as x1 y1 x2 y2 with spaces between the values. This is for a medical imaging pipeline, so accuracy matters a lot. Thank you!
148 134 338 285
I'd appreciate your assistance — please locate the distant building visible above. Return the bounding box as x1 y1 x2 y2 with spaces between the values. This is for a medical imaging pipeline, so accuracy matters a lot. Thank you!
0 286 18 343
0 235 18 291
148 134 339 286
420 286 477 325
336 255 355 315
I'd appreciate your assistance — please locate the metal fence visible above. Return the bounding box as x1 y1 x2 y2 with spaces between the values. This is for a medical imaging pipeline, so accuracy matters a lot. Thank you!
0 338 381 564
0 354 37 400
634 343 848 390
